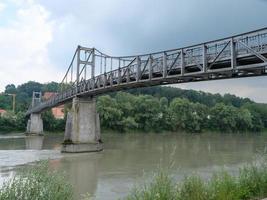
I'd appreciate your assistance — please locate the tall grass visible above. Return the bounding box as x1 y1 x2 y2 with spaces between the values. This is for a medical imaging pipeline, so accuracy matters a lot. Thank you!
0 161 73 200
126 171 177 200
126 161 267 200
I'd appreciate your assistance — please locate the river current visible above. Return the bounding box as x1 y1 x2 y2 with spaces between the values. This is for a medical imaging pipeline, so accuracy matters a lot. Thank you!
0 132 266 199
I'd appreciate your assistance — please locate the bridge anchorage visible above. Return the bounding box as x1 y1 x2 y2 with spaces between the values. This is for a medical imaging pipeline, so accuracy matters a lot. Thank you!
26 27 267 153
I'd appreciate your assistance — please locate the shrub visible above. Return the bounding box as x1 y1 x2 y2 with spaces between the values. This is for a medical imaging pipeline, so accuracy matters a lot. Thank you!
0 161 73 200
126 171 177 200
126 161 267 200
177 176 208 200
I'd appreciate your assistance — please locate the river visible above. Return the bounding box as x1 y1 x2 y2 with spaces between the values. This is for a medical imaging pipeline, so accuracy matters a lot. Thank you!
0 132 266 199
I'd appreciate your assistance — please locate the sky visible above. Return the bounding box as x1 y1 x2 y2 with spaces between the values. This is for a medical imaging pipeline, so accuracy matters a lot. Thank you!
0 0 267 102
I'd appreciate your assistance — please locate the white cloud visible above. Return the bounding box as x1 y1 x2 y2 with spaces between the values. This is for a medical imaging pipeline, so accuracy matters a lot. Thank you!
0 2 6 12
0 0 63 91
0 0 267 103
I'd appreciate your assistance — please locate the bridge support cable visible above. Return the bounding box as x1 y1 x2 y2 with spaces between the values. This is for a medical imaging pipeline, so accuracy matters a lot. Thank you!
26 27 267 116
76 46 81 91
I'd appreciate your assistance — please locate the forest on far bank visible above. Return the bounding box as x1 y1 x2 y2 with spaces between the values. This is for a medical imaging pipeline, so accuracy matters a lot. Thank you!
0 81 267 133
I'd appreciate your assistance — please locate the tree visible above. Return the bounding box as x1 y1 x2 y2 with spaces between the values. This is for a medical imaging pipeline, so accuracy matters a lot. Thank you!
42 110 65 132
133 95 162 131
17 81 42 97
209 103 238 132
97 95 122 129
42 82 60 92
0 95 12 110
169 98 206 132
115 92 136 117
5 84 17 94
242 103 267 128
235 108 253 131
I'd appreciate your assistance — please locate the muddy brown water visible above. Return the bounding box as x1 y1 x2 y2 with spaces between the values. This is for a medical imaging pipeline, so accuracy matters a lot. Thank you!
0 132 266 199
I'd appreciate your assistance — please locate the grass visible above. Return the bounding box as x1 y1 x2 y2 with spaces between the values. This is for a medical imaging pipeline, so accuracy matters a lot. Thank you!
2 159 267 200
125 160 267 200
0 161 73 200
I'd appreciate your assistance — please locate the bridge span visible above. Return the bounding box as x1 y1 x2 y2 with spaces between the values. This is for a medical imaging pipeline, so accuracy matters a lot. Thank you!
26 27 267 152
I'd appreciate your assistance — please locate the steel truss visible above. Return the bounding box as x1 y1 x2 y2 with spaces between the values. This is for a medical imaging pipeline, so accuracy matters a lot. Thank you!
27 27 267 115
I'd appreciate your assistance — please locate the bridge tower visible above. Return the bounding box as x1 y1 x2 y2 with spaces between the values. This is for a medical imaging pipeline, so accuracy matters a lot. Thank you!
26 92 43 135
62 46 103 153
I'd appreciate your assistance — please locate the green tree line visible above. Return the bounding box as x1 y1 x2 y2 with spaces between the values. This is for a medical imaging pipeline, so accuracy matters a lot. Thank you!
0 81 266 133
97 92 267 133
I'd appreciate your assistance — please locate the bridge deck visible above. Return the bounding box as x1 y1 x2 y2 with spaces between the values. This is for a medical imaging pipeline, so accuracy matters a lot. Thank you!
27 28 267 115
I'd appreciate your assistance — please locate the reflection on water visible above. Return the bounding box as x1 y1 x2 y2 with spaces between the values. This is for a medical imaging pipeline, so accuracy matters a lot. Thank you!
0 132 267 199
25 136 44 150
61 154 101 199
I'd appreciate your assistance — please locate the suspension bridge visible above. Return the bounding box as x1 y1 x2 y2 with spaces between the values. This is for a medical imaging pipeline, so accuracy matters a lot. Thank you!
26 27 267 152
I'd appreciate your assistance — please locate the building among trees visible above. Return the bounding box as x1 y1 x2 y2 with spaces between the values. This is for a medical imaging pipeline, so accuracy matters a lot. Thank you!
0 109 7 117
43 92 64 119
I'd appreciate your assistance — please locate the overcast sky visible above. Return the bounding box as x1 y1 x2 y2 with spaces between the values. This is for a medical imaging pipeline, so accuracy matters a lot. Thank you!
0 0 267 102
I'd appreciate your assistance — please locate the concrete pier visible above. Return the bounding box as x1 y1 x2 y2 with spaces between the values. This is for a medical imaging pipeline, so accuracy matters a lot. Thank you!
62 97 103 153
26 113 43 135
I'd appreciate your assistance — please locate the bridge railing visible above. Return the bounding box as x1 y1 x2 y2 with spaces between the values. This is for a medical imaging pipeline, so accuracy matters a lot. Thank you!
26 27 267 115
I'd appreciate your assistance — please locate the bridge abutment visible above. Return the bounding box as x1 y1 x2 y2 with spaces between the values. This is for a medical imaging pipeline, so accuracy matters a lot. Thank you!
62 97 103 153
26 113 43 135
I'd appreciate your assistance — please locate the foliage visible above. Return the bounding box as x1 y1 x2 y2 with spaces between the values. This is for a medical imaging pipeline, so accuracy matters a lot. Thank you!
0 110 65 133
209 103 239 132
0 81 267 133
126 161 267 200
0 161 73 200
209 103 259 132
97 95 123 129
169 98 208 132
0 81 61 112
0 111 27 132
128 86 252 108
42 110 65 132
97 92 265 133
125 171 177 200
177 176 208 200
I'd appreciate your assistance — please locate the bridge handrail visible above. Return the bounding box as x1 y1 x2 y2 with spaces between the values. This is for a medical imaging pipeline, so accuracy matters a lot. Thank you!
26 27 267 115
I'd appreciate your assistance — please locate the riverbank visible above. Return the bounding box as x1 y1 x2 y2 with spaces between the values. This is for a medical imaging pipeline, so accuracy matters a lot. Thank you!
125 159 267 200
2 159 267 200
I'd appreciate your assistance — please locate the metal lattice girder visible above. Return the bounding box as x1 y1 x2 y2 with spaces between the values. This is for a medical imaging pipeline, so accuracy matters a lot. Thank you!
27 27 267 115
167 51 181 75
210 41 230 68
237 40 267 62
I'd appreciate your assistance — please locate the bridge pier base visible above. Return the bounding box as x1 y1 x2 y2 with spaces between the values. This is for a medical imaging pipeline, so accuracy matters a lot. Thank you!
62 97 103 153
26 113 43 135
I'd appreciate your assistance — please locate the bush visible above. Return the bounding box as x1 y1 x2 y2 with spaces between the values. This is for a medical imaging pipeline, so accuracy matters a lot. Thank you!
126 161 267 200
0 161 73 200
177 176 207 200
126 171 177 200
